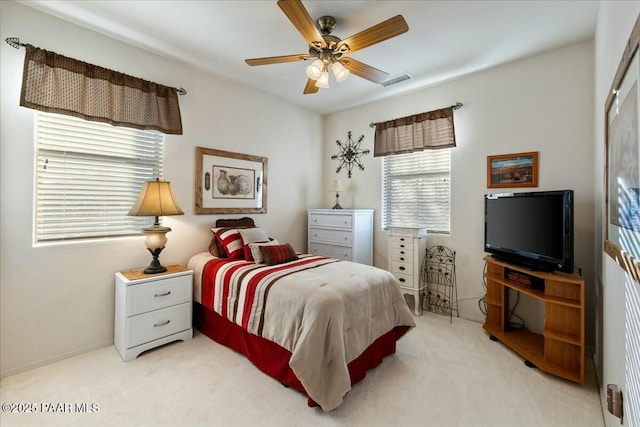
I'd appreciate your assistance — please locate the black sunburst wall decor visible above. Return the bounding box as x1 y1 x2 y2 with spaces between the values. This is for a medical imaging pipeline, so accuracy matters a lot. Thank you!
331 131 370 178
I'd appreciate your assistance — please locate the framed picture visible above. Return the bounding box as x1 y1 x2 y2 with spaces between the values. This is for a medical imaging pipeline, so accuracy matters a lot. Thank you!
604 15 640 282
195 147 267 214
487 151 539 188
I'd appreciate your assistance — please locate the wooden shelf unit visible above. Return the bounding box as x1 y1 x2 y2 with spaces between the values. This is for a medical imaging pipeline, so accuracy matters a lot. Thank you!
482 256 585 384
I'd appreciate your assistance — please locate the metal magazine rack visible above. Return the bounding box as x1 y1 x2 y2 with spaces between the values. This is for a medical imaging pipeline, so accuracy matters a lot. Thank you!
422 245 459 322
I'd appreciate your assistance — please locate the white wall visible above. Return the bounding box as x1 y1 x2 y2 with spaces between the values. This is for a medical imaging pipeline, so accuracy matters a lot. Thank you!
594 2 640 426
324 42 595 338
0 1 323 377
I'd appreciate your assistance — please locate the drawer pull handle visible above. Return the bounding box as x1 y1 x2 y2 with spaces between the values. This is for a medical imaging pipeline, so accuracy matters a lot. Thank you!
400 238 405 241
154 320 171 327
399 278 406 283
314 233 317 237
344 236 348 240
343 221 348 224
400 251 405 254
154 291 171 297
400 244 405 248
400 257 405 261
399 266 406 271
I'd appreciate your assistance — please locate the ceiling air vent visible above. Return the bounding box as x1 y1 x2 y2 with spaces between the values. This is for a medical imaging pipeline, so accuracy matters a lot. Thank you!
380 72 413 87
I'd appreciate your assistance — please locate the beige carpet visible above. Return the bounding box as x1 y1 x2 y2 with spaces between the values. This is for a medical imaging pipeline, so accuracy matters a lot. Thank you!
0 312 603 427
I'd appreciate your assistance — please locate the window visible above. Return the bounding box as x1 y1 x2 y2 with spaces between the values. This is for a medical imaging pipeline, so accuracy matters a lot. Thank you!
382 148 451 233
35 112 164 242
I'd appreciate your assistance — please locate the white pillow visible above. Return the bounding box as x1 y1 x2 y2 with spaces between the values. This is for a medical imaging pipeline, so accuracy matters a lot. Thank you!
249 239 280 263
239 227 269 245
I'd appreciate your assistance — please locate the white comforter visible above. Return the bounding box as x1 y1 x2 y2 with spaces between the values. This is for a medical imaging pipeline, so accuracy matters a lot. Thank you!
188 252 415 411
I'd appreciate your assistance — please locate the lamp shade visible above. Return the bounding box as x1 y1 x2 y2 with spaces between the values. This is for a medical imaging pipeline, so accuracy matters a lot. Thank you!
330 179 343 192
315 70 330 88
128 179 184 218
305 59 324 80
331 61 350 83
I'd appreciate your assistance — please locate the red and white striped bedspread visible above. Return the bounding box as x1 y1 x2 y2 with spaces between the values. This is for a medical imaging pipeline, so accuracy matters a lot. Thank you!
188 252 415 411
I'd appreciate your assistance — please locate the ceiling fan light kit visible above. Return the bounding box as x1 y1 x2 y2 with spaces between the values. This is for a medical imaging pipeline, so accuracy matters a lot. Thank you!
245 0 409 95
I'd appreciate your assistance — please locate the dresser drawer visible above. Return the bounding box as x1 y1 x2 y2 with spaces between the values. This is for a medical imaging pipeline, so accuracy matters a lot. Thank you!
389 237 414 251
309 212 353 229
393 272 418 289
391 248 412 262
309 242 352 260
127 275 191 316
309 227 353 245
391 260 413 275
126 302 191 349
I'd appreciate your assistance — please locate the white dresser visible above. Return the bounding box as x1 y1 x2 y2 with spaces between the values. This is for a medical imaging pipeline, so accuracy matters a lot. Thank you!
114 265 193 361
388 228 428 315
308 209 374 265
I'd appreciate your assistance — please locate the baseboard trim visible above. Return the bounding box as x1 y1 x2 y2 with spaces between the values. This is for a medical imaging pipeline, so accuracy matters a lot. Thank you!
0 340 113 379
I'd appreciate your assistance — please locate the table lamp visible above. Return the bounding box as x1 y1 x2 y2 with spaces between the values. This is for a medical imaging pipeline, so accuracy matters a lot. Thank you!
128 178 184 274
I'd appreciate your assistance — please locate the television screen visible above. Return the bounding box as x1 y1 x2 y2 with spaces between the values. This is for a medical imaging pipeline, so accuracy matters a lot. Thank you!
484 190 573 272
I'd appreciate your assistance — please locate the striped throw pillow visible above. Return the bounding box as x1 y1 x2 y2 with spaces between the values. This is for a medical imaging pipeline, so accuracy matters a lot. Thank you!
211 227 244 259
259 243 298 266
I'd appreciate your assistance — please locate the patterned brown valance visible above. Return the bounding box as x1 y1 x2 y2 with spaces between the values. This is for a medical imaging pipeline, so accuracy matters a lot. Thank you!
20 44 183 135
373 106 456 157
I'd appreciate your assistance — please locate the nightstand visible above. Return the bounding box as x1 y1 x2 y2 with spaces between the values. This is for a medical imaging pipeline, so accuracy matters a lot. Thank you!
114 265 193 361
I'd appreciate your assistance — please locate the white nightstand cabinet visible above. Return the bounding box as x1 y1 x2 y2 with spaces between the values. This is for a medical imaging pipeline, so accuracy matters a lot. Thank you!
388 228 428 315
308 209 374 265
114 265 193 361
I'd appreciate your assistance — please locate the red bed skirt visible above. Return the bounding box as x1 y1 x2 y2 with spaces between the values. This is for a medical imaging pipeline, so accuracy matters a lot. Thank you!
194 302 410 407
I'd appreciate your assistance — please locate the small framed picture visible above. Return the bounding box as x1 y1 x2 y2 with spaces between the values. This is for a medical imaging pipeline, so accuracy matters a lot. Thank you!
487 151 539 188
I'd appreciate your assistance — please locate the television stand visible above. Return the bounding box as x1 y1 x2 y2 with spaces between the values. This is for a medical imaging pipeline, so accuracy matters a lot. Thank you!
482 256 585 383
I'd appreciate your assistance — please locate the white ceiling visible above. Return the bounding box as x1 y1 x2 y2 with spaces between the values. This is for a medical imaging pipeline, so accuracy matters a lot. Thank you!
19 0 599 115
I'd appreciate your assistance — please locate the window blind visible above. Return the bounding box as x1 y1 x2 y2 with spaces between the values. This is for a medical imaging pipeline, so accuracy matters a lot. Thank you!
36 112 163 242
382 148 451 233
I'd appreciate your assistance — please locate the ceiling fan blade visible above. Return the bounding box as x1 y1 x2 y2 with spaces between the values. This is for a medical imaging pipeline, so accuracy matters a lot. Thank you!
303 78 320 94
245 54 310 66
341 58 389 84
277 0 327 49
337 15 408 54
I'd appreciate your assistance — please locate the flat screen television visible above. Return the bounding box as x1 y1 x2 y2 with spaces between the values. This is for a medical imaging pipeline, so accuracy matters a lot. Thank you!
484 190 574 273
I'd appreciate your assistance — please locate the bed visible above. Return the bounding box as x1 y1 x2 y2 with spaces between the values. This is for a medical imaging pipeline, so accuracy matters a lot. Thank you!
187 218 415 411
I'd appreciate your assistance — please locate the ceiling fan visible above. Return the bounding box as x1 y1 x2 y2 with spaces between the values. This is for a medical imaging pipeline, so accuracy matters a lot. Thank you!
245 0 409 94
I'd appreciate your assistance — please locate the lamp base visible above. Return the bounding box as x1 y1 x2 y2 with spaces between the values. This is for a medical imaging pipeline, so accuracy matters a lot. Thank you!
333 193 343 209
144 247 167 274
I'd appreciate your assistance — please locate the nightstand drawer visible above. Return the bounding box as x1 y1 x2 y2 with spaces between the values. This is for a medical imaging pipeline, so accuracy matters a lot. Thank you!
127 275 191 316
126 302 191 348
391 260 413 275
309 242 352 260
309 228 353 245
309 213 353 229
